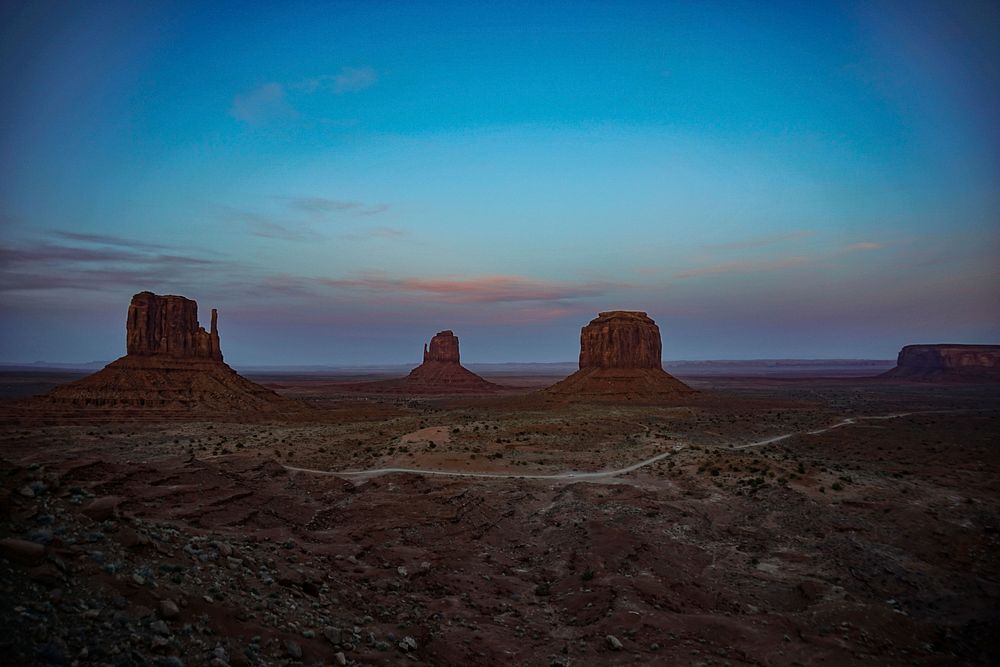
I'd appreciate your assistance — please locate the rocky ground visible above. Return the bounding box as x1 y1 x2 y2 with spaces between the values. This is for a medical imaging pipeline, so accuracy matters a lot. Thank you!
1 378 998 666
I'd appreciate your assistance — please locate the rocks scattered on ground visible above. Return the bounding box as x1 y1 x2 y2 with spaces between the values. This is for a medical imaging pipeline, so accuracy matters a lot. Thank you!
0 458 429 665
1 382 998 665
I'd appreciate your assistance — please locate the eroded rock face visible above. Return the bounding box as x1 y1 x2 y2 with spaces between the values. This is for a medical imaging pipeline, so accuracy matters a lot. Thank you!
882 344 1000 381
32 291 302 414
547 311 693 400
346 330 499 394
579 311 661 369
126 292 222 361
423 330 461 364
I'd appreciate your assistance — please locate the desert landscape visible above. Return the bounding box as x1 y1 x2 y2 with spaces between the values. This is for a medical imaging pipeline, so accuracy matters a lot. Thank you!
3 3 999 666
1 294 998 666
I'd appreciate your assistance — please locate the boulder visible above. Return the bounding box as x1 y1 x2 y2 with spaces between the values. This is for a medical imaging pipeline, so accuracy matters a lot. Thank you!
0 538 46 565
82 496 122 521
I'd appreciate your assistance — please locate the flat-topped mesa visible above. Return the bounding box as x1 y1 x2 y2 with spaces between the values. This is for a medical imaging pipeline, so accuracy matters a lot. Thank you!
882 344 1000 381
126 291 222 361
546 310 694 400
579 311 661 369
423 330 461 364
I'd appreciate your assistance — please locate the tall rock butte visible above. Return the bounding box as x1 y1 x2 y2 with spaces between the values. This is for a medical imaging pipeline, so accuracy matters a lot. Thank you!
350 330 501 394
422 329 461 364
546 311 693 399
881 344 1000 382
126 291 222 360
36 292 301 414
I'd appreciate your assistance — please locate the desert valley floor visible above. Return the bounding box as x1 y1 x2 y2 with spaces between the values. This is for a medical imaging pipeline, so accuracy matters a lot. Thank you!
1 371 998 666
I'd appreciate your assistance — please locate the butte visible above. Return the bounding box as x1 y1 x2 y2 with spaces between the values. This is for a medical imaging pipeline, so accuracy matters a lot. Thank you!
880 344 1000 382
545 311 694 400
350 330 500 394
32 291 302 415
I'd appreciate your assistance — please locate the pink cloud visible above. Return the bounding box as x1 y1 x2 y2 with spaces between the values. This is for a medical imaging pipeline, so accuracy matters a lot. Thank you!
321 274 618 304
470 305 591 326
845 242 883 251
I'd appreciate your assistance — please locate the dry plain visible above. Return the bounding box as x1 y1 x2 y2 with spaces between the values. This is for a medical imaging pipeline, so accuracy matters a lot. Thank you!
1 370 998 666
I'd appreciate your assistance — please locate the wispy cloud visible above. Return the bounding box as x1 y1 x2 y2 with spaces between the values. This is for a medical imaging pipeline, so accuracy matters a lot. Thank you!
247 220 322 242
844 241 882 251
341 226 406 241
224 196 391 242
285 197 362 213
354 203 389 216
320 274 619 304
0 235 224 294
1 242 138 264
229 83 296 125
256 274 314 297
294 66 378 94
673 256 811 279
477 304 590 325
705 230 814 251
232 67 377 125
331 66 378 93
675 240 887 279
219 207 323 242
279 196 388 217
50 230 173 252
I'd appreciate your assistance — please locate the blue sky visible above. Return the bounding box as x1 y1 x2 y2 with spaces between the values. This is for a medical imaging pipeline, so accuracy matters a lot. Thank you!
1 0 998 364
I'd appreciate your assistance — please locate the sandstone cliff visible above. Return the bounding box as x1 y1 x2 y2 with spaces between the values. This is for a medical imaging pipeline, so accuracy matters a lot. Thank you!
547 311 693 400
126 291 222 361
579 311 662 369
881 344 1000 382
423 330 461 364
35 291 302 415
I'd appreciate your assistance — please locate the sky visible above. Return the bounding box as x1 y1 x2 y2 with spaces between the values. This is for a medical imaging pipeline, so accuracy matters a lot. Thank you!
1 0 998 365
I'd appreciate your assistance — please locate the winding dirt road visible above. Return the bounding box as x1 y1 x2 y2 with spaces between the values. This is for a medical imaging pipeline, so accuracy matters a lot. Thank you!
285 448 681 480
284 411 948 481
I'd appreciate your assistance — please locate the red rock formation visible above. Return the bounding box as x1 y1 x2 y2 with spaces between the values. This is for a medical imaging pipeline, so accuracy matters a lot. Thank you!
423 330 461 363
579 311 661 369
881 344 1000 382
547 311 693 400
349 330 500 394
126 291 222 361
33 291 302 415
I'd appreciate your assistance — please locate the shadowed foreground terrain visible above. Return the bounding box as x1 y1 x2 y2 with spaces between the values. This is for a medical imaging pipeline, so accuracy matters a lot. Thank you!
1 375 998 666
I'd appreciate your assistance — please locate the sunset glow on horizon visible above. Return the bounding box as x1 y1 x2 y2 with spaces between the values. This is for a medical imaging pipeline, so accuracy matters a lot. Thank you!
2 0 998 365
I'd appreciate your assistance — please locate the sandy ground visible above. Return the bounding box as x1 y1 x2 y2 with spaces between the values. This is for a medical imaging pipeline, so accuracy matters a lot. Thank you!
1 374 998 665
